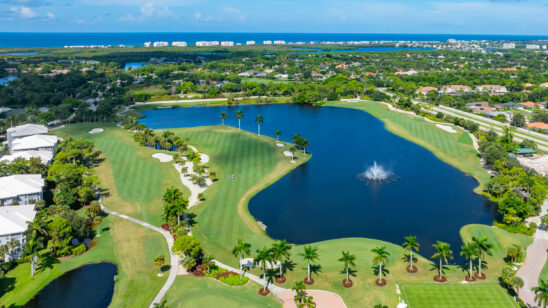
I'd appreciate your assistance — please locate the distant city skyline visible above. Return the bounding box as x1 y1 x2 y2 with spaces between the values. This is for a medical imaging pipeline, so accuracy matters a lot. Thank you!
0 0 547 35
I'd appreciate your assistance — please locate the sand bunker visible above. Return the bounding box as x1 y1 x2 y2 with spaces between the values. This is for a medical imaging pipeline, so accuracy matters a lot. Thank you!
152 153 173 162
436 124 457 134
276 142 284 147
89 128 104 134
283 151 293 157
518 155 548 176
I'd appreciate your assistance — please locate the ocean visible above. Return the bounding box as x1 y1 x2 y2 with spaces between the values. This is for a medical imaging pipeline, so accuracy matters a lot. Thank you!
0 32 547 48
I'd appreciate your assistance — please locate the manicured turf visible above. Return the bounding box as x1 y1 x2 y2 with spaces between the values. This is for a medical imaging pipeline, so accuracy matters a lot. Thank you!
401 284 517 308
54 123 188 226
165 276 281 308
0 214 169 307
460 224 533 259
326 101 491 191
45 119 517 307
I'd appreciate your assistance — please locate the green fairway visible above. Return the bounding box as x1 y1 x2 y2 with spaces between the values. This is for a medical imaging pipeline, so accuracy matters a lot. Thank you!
53 123 188 226
460 224 532 259
0 215 169 307
166 276 281 308
401 284 517 308
326 101 491 191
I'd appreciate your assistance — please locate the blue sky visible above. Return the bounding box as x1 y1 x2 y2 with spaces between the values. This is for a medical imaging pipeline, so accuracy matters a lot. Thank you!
0 0 547 34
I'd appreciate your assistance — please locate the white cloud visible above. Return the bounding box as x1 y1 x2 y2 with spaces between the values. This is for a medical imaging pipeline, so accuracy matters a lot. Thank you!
9 6 38 18
119 2 175 22
222 7 246 21
192 11 212 22
46 11 54 19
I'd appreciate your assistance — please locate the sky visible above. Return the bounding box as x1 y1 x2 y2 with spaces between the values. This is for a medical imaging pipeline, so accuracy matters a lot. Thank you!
0 0 547 34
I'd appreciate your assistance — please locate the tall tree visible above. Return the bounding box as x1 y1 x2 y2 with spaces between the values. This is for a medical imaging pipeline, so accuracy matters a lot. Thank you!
232 238 251 279
372 246 390 283
432 241 453 281
254 247 272 292
402 235 420 272
255 115 264 136
271 240 292 279
472 236 492 278
24 236 43 277
460 242 477 280
299 245 319 283
338 251 356 285
533 279 548 308
236 110 244 130
153 254 166 276
275 129 281 141
292 281 307 305
220 111 227 125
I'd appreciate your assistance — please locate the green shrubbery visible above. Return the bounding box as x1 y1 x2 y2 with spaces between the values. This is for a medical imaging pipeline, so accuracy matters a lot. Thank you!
72 244 87 256
494 221 537 236
205 266 249 286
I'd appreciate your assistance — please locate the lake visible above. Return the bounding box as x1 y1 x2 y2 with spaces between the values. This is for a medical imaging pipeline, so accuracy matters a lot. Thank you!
140 104 497 261
124 62 148 71
24 262 117 308
0 76 18 86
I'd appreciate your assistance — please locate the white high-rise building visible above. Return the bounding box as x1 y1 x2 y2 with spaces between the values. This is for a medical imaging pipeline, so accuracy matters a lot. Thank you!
502 42 516 49
196 41 220 47
144 42 151 47
448 38 457 44
246 41 255 45
526 44 540 50
153 41 169 47
172 41 187 47
221 41 234 47
263 40 272 45
273 40 286 45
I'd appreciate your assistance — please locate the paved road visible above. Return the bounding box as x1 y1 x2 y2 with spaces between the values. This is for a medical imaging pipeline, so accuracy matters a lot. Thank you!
97 195 179 308
517 200 548 308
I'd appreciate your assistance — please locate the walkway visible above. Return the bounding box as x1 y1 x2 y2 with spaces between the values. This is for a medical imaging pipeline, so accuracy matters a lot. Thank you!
517 200 548 308
97 195 179 308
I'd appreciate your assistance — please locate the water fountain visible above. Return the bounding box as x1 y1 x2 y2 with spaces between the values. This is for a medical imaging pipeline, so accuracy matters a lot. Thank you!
358 161 393 183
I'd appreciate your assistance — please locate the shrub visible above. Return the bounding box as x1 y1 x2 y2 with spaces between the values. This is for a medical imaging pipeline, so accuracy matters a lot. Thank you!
494 222 536 236
72 244 87 255
206 267 249 286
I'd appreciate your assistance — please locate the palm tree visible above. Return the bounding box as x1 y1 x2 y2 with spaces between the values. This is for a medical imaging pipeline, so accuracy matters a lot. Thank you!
24 236 43 277
255 115 264 136
275 129 281 141
432 241 453 281
402 236 420 272
472 236 492 278
301 138 309 154
271 240 292 279
461 242 477 280
232 238 251 278
236 110 244 130
153 254 166 276
292 281 307 304
302 295 317 308
172 199 188 226
338 251 356 285
299 245 319 283
533 279 548 308
289 147 296 162
254 247 272 292
203 255 215 276
507 244 521 264
94 216 103 237
372 246 390 284
220 112 227 125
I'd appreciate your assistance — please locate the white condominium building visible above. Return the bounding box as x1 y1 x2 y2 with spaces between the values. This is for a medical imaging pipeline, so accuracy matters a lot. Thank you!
0 174 44 206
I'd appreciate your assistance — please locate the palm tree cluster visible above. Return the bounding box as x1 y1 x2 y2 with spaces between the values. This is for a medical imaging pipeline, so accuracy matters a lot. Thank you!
162 187 189 234
132 128 187 152
292 281 316 308
292 134 310 154
460 236 493 281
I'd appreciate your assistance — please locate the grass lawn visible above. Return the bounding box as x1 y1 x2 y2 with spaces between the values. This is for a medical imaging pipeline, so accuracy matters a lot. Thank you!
0 214 169 307
401 284 517 308
53 123 188 226
326 101 491 191
46 119 518 307
165 276 281 308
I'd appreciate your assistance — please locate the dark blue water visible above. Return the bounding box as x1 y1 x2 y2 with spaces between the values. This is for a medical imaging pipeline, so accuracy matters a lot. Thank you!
0 32 546 48
140 104 497 261
24 262 117 308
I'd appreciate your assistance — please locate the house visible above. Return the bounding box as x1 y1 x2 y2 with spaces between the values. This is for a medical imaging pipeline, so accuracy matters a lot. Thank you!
520 101 541 108
541 83 548 88
416 87 438 95
0 174 44 205
0 150 54 165
499 102 519 109
254 72 267 78
11 135 58 154
274 74 288 79
527 122 548 133
475 85 508 94
311 72 325 79
440 85 471 95
0 204 37 260
395 70 418 76
318 65 329 70
6 124 49 149
465 102 493 113
364 72 377 77
4 68 17 73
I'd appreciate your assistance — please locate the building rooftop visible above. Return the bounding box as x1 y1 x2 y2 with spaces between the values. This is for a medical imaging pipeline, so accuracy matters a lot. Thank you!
0 174 44 200
6 124 48 138
11 135 58 152
0 204 36 236
0 150 54 165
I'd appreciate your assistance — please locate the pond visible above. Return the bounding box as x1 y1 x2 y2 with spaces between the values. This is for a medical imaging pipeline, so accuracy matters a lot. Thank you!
0 76 18 86
25 262 117 308
140 104 497 261
124 62 148 71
